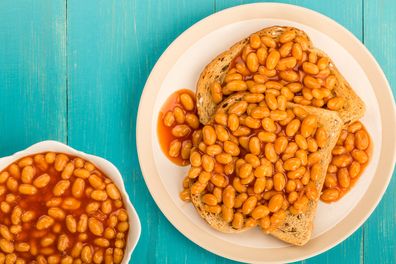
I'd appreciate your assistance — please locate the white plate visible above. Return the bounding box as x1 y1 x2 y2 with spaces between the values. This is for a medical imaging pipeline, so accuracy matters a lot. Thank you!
137 3 396 263
0 141 141 263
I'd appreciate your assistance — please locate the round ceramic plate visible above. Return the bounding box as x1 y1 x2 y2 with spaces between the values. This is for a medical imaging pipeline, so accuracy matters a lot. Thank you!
137 3 396 263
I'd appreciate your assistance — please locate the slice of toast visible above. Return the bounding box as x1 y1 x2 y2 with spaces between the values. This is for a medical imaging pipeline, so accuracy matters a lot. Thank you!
196 26 365 126
191 93 343 245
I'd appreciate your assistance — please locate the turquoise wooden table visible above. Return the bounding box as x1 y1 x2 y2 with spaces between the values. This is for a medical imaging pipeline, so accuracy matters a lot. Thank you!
0 0 394 263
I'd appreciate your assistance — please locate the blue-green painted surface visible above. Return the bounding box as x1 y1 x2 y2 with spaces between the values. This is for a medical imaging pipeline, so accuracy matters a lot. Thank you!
0 0 394 263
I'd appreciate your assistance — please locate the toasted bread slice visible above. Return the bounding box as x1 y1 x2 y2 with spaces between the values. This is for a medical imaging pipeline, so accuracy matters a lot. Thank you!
196 26 365 126
191 93 343 245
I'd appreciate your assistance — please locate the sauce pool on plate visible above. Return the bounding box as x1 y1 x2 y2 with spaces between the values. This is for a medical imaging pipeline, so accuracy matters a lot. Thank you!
157 89 201 166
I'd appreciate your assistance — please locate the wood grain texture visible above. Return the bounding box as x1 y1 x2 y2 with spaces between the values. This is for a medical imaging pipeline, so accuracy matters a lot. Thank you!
0 0 67 156
363 0 396 263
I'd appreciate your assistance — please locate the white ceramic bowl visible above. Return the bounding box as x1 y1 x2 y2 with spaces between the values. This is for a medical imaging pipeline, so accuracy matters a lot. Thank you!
0 140 141 263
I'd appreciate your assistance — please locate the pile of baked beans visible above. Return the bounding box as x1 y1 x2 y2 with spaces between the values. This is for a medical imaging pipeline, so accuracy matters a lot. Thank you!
0 153 129 263
210 30 345 111
179 99 328 231
158 29 371 232
322 121 370 202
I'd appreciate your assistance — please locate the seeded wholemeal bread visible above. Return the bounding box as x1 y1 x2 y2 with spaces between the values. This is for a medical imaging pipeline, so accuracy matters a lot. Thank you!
196 26 365 126
191 93 343 245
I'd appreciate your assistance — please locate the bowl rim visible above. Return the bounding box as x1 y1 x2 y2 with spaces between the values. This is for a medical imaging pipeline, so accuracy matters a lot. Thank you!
136 2 396 263
0 140 141 263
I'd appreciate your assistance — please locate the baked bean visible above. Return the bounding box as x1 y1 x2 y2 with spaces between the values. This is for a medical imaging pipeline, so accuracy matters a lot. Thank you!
332 154 353 167
54 154 69 172
163 111 175 127
337 168 350 188
173 106 185 124
355 129 369 150
303 75 321 89
301 115 317 138
344 133 355 152
269 110 287 121
36 215 54 230
261 117 277 133
206 144 222 156
285 119 300 137
246 53 259 73
179 93 194 111
211 174 227 188
48 207 65 220
189 151 201 167
0 172 9 184
232 177 247 193
266 50 280 70
351 149 368 164
201 155 214 173
201 126 216 145
308 152 321 166
349 161 361 178
287 166 306 180
18 184 37 195
315 127 327 148
210 82 223 104
348 122 362 133
225 80 248 92
283 158 301 171
268 194 284 212
273 173 286 191
242 196 257 215
321 189 340 202
254 47 267 65
277 57 297 71
327 97 345 110
81 246 93 263
0 201 10 214
6 177 18 192
53 180 70 196
244 116 260 129
184 114 199 130
324 173 337 188
278 41 292 57
271 137 286 155
251 176 265 193
8 164 20 179
21 166 35 184
62 197 81 210
180 140 192 160
302 61 319 75
295 134 308 150
29 174 48 191
171 125 191 138
226 113 239 132
293 195 309 211
247 137 260 155
238 163 252 179
202 194 218 206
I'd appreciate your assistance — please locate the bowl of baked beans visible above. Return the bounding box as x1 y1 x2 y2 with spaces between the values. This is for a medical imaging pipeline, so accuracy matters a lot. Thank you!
0 140 141 263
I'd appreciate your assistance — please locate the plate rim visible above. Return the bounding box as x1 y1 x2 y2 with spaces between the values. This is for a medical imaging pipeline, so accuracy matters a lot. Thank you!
136 3 396 263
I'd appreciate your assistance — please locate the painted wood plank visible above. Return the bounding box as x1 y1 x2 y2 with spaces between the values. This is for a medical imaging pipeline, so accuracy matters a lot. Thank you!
215 1 364 263
66 1 227 263
363 0 396 263
0 1 67 156
216 0 363 39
